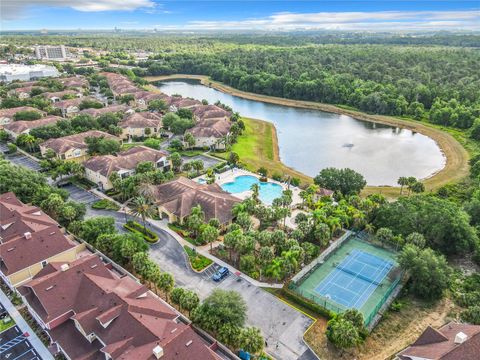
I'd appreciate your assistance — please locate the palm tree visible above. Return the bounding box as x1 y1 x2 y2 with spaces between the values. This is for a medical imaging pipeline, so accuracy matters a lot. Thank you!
157 272 175 301
250 183 260 204
22 134 36 153
397 177 409 195
265 258 284 281
137 182 156 202
130 196 155 232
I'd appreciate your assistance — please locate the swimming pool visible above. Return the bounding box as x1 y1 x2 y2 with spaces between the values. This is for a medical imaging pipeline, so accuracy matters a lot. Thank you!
221 175 283 204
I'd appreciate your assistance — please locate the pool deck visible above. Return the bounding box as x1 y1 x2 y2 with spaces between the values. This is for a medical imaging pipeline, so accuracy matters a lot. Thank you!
195 167 303 208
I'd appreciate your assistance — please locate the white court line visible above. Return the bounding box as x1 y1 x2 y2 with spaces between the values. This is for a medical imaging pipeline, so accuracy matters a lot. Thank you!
351 258 392 309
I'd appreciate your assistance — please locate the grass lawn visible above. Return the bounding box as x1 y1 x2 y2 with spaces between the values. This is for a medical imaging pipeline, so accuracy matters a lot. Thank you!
215 117 312 185
0 317 15 333
92 199 120 211
183 245 213 271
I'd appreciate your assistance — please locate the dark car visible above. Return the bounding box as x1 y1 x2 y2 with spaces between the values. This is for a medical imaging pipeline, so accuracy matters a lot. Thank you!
212 267 229 282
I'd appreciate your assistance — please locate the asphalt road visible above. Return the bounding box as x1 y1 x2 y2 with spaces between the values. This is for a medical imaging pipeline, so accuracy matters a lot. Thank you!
0 145 317 360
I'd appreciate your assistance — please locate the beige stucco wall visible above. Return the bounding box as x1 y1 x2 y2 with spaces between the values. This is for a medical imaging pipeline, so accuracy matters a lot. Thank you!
7 244 85 287
121 126 161 139
84 167 112 190
40 145 88 162
194 136 225 150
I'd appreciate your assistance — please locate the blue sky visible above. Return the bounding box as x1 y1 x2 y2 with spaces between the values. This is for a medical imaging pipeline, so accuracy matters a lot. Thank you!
1 1 479 31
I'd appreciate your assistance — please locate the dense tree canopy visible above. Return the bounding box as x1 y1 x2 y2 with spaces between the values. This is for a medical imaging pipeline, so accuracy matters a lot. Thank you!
374 195 478 255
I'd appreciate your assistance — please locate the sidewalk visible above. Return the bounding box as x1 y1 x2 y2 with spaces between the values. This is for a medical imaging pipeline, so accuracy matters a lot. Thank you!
147 218 283 289
0 289 54 360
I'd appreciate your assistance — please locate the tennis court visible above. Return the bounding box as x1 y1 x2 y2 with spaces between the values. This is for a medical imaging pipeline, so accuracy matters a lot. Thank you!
314 249 394 309
291 236 402 325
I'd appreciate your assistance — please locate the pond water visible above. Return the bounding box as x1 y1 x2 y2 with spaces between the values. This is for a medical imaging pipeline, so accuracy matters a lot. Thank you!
155 79 445 186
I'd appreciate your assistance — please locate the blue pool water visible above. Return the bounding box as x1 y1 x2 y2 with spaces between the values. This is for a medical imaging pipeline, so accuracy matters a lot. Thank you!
221 175 283 204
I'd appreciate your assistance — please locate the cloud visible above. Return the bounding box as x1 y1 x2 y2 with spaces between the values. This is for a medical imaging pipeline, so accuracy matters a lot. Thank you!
179 10 480 31
1 0 155 20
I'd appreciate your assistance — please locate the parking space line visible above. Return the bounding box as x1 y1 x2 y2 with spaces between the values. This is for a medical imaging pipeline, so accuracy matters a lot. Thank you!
12 348 34 360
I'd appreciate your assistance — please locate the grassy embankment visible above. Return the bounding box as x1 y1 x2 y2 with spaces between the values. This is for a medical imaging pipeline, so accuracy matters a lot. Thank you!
146 75 470 198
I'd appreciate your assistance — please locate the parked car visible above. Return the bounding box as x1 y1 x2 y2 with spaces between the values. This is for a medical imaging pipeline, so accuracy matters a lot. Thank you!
212 267 229 282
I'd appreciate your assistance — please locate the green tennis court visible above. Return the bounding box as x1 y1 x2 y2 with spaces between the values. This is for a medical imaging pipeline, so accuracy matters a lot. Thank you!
291 236 402 325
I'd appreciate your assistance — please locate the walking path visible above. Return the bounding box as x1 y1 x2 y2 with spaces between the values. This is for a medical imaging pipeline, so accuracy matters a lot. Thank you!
0 289 54 360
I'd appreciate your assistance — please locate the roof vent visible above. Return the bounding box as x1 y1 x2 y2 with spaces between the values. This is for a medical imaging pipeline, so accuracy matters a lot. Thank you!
24 232 32 239
60 264 69 272
185 340 193 347
49 231 56 235
45 285 55 291
454 332 468 344
170 328 177 334
153 345 164 359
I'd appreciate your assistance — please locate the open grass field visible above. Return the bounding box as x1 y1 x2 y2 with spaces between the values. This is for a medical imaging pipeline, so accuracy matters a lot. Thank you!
213 117 312 185
147 74 470 198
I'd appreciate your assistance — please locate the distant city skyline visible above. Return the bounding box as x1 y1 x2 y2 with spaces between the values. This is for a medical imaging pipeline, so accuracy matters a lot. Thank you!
1 1 479 31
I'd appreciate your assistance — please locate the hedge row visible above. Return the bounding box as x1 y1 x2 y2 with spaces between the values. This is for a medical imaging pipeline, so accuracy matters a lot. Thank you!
124 221 158 243
281 286 336 320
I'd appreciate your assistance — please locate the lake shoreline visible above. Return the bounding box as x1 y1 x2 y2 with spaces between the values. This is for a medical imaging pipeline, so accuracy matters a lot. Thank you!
145 74 469 197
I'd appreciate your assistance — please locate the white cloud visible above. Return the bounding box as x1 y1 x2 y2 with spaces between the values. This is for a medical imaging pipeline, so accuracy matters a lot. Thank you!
179 10 480 31
1 0 155 20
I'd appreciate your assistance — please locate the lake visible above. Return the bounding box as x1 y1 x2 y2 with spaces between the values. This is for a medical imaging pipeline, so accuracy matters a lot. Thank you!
155 79 445 186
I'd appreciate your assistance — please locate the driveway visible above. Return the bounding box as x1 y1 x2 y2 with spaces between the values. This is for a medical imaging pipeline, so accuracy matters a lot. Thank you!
1 148 315 360
182 154 221 169
148 227 315 360
1 150 41 171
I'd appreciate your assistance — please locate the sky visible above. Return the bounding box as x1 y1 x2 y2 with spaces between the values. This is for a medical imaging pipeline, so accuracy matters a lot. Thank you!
1 1 479 32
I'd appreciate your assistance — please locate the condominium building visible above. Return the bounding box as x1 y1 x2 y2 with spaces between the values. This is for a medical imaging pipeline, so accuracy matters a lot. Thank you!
35 45 68 60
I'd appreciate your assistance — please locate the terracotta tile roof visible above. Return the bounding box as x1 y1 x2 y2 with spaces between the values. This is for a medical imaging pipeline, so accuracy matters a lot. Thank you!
79 104 130 117
120 112 162 129
60 76 89 89
41 130 120 155
3 116 62 134
0 106 46 118
170 98 202 109
0 192 58 241
153 177 240 224
19 255 221 360
84 146 169 178
43 90 79 99
0 192 77 275
52 97 85 110
192 105 231 120
187 119 232 139
398 322 480 360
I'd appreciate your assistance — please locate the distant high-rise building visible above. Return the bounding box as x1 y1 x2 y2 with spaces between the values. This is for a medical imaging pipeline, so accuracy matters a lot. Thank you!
35 45 68 60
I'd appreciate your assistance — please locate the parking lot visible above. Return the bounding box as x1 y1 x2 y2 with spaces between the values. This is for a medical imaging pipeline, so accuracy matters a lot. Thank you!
60 184 100 205
182 154 222 169
0 326 41 360
149 239 314 360
0 144 41 172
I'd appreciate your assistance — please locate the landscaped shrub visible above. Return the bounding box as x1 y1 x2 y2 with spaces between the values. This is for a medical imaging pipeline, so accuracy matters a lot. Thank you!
184 245 213 271
92 199 120 211
7 143 17 154
124 220 158 243
281 285 335 320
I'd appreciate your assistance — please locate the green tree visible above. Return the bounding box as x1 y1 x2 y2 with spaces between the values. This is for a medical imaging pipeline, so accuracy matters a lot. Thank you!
398 244 452 300
314 168 366 196
180 289 200 316
228 152 239 166
186 205 205 238
374 195 478 255
171 287 185 308
193 289 247 333
397 176 409 195
218 324 241 349
184 132 196 149
200 224 219 251
14 110 42 121
130 196 155 232
157 272 175 301
238 327 264 354
169 152 182 172
326 317 361 349
148 99 168 112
